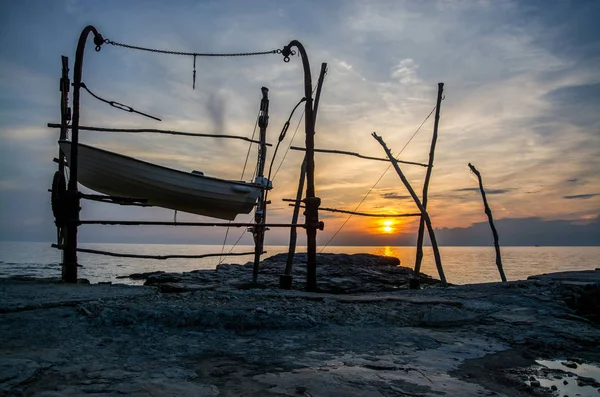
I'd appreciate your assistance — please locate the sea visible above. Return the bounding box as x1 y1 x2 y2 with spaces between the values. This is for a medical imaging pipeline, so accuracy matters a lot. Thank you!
0 242 598 286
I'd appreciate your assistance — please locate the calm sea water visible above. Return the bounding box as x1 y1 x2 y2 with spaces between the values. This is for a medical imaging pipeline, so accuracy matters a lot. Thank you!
0 242 598 285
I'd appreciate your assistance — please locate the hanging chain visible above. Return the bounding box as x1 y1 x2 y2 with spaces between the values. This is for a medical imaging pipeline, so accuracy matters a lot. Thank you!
104 39 281 57
101 39 292 88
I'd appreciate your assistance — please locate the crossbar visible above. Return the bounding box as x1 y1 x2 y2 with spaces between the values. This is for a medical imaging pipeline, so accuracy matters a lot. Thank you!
290 146 428 167
284 202 421 218
47 123 273 146
51 244 262 260
77 220 305 227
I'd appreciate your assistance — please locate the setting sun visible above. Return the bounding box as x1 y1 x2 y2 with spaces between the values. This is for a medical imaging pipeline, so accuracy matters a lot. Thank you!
381 219 395 234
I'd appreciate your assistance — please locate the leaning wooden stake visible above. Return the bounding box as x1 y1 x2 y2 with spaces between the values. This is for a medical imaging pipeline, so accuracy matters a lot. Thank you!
468 163 507 282
413 82 444 288
372 133 447 287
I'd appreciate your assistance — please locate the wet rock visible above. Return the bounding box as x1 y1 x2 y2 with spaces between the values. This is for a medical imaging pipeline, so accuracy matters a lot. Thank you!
562 361 578 369
128 253 440 294
0 359 50 392
418 305 479 327
156 282 218 293
577 376 600 388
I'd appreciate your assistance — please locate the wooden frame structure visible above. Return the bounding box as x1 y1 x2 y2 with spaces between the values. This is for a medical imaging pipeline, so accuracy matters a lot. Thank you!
51 25 451 290
51 26 324 290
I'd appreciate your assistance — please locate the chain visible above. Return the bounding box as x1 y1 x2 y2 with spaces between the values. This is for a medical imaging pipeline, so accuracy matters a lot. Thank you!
104 39 281 57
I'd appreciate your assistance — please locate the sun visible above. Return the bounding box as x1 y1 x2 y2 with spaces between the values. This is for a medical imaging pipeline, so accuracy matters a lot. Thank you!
380 219 395 234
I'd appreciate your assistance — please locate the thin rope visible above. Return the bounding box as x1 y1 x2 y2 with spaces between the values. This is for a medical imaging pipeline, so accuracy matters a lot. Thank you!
220 108 261 261
267 97 307 184
80 82 161 121
320 105 437 252
272 108 305 182
241 112 261 181
272 85 317 182
218 214 254 264
106 39 280 57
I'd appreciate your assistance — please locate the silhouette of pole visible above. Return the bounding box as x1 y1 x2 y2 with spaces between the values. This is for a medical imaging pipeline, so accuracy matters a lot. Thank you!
252 87 270 283
280 63 327 290
62 25 105 283
281 43 322 291
468 163 507 282
413 82 444 289
373 133 447 287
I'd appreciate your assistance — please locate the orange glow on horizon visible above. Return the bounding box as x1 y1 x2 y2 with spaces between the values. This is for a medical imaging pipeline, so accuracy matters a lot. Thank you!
380 219 395 234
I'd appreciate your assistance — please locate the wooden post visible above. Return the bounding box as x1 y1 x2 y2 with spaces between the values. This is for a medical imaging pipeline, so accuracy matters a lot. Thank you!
413 82 444 289
372 133 447 287
62 26 104 283
280 159 306 289
251 87 270 284
280 62 327 290
468 163 507 282
54 56 70 253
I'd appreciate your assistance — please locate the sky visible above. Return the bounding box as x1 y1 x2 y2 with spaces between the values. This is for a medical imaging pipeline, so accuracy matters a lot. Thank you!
0 0 599 247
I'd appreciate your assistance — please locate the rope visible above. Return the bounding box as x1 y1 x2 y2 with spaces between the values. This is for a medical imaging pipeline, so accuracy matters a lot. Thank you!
271 84 318 182
220 108 261 261
241 112 261 181
80 82 161 121
320 105 437 251
105 39 280 57
218 214 255 264
267 97 307 184
271 109 304 182
219 97 306 264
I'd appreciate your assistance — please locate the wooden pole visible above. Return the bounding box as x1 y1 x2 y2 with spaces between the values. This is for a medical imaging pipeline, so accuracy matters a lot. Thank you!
372 133 447 287
413 82 444 289
251 87 270 283
280 62 327 290
58 56 70 175
55 56 69 252
468 163 507 282
289 146 429 167
62 25 105 283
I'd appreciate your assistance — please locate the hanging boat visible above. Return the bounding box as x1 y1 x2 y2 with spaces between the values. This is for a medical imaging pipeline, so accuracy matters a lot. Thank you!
59 141 263 220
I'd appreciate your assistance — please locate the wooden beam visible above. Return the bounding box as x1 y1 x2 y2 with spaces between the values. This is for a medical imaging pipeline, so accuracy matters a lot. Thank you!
290 146 429 167
414 83 444 285
372 132 447 287
47 123 272 146
286 203 420 218
468 163 507 282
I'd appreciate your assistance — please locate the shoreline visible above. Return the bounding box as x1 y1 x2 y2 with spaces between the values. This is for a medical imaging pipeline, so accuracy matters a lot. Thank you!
1 254 599 396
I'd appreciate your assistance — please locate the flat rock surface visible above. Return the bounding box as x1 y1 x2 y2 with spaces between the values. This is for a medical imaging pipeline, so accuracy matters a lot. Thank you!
133 253 441 294
1 258 600 396
528 268 600 284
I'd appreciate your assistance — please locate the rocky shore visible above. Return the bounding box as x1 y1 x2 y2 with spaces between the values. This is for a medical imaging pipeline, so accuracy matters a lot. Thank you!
1 253 599 396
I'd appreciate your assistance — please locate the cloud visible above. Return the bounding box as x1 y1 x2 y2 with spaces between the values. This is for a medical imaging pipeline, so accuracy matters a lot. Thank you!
563 193 599 200
381 192 412 200
455 188 511 195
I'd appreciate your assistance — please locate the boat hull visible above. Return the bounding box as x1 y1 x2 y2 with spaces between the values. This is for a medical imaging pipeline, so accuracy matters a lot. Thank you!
59 141 261 220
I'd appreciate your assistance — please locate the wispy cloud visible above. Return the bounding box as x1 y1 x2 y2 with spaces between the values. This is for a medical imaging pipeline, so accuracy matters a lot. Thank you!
563 193 599 200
